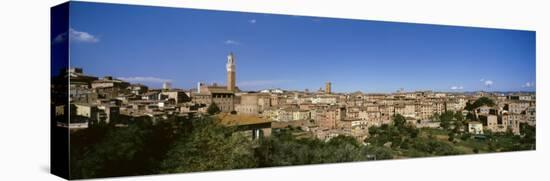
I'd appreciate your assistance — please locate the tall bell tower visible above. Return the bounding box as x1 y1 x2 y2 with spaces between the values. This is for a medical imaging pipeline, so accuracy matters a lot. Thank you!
226 52 236 92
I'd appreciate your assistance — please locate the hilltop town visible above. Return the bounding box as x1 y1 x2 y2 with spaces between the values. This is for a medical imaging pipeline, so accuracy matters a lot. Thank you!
56 53 536 141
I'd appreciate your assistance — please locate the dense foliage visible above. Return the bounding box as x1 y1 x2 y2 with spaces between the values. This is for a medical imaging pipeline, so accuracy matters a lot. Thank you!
69 112 535 179
365 114 461 157
365 113 535 158
207 102 221 115
160 118 258 173
465 97 496 111
70 116 371 179
255 129 369 167
70 116 191 178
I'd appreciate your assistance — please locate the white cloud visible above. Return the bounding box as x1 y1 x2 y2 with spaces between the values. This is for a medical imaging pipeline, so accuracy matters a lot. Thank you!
450 86 464 90
68 28 99 43
53 32 67 43
249 19 256 24
118 76 172 83
479 78 485 82
522 82 535 88
224 40 240 45
238 80 292 87
484 80 494 87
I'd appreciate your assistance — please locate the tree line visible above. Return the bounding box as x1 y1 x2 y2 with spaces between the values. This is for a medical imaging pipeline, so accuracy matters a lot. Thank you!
69 115 374 179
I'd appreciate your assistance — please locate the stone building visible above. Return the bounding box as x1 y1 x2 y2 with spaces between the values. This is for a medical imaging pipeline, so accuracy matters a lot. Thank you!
69 68 99 103
506 101 531 114
468 121 484 134
193 84 235 112
91 76 130 99
128 84 148 95
317 107 345 129
235 93 260 115
97 105 120 124
161 89 191 104
480 113 520 135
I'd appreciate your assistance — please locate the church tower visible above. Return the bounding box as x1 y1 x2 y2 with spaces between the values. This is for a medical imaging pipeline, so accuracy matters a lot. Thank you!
226 52 236 91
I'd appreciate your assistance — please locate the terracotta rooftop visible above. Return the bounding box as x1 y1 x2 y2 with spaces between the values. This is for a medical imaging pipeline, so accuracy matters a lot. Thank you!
217 113 271 126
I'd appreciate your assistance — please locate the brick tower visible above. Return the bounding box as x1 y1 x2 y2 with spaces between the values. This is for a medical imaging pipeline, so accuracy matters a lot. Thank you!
226 52 236 92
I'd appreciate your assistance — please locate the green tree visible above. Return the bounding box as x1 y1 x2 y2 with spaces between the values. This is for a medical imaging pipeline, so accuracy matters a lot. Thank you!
412 138 461 156
257 129 368 166
466 112 477 121
160 117 257 173
393 114 406 128
452 112 465 133
258 129 312 166
365 145 394 160
448 132 455 142
519 123 536 150
439 111 454 130
465 97 495 112
366 114 418 149
207 102 221 115
473 97 495 108
70 123 153 178
324 136 365 162
465 101 475 111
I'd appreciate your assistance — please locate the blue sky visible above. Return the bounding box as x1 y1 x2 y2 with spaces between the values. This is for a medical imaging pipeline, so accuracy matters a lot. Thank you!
63 2 536 93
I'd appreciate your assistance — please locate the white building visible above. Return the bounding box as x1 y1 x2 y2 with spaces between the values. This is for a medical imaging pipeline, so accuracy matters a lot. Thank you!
468 122 484 134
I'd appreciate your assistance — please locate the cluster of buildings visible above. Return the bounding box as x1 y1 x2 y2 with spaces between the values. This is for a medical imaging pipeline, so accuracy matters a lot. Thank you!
469 95 536 135
241 87 535 139
59 53 536 140
65 67 192 126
